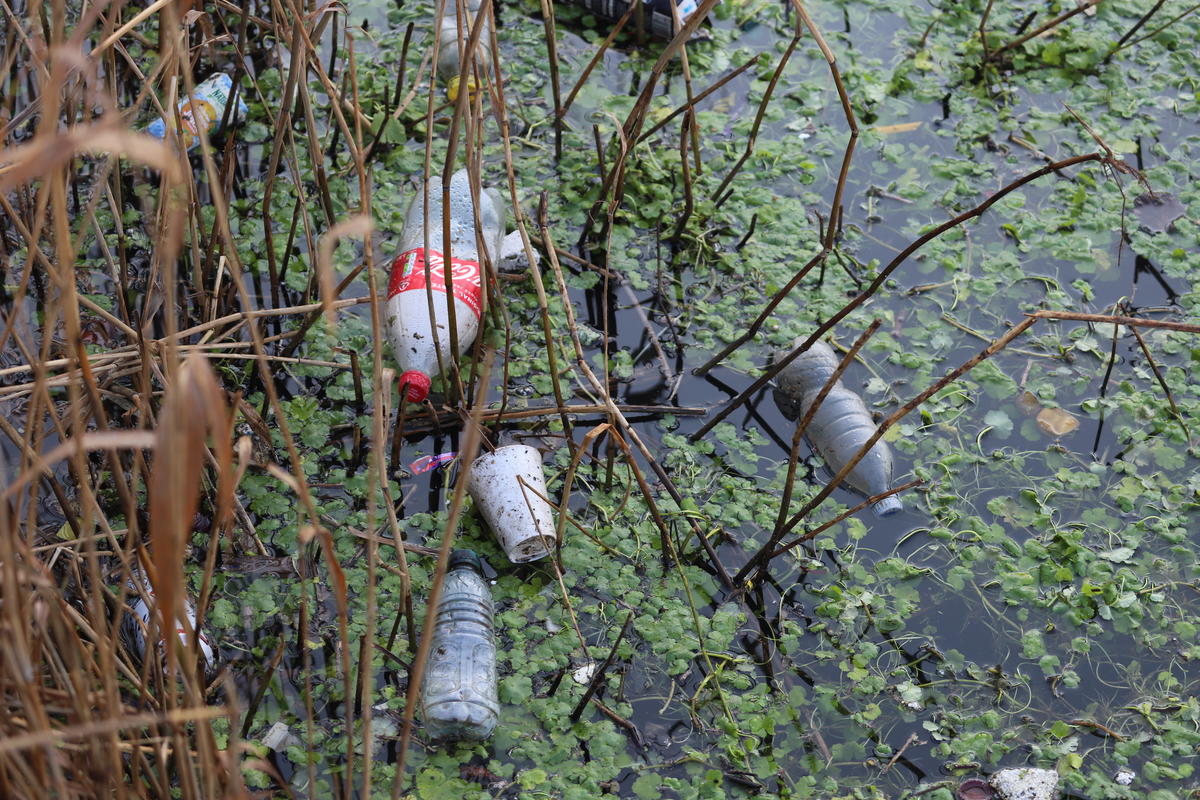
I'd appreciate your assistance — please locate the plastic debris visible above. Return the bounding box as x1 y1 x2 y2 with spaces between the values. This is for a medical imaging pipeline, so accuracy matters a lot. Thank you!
385 168 504 403
410 451 458 474
122 569 215 671
1035 406 1079 438
262 721 299 751
467 445 555 563
437 0 493 101
420 550 499 741
1132 191 1186 234
773 340 902 517
146 73 247 151
498 230 540 272
1114 769 1135 786
572 662 598 685
988 767 1060 800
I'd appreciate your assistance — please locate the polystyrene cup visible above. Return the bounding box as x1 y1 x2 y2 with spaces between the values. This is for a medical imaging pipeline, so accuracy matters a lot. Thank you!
467 445 555 563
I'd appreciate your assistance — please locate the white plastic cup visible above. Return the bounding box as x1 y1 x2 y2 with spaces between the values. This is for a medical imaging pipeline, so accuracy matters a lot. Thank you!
467 445 555 563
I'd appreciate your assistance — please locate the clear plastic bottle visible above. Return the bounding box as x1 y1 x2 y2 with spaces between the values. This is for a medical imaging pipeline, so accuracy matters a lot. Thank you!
145 73 248 152
437 0 493 101
773 341 902 517
385 168 504 403
420 550 500 741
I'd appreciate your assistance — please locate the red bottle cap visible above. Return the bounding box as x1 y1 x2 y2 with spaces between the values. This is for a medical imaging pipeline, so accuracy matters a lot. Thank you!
399 371 431 402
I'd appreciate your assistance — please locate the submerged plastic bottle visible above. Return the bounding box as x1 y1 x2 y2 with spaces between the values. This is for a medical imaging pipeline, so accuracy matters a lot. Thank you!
437 0 493 101
571 0 701 40
122 568 215 671
146 73 248 152
385 169 504 403
420 550 499 741
773 341 902 517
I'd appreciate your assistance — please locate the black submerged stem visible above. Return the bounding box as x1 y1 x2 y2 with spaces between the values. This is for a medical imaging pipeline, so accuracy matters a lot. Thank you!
570 612 634 722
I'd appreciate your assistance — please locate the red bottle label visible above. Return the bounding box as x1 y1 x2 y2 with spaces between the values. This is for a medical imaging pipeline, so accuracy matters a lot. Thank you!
387 248 482 319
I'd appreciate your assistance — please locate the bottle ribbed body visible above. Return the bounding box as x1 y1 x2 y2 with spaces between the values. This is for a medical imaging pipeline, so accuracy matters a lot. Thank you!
420 559 499 741
804 386 897 510
774 341 902 516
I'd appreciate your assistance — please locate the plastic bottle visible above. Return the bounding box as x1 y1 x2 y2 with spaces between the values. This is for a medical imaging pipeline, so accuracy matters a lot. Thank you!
122 568 215 671
385 169 504 403
146 73 248 152
571 0 701 40
437 0 493 101
420 550 500 741
773 341 902 517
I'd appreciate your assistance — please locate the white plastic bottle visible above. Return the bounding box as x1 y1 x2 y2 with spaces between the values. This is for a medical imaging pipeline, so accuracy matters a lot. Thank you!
437 0 493 101
420 550 500 741
773 341 902 517
385 169 504 403
122 568 215 671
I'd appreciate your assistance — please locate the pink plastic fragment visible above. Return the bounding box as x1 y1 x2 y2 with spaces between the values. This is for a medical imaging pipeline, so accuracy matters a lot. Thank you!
410 452 457 475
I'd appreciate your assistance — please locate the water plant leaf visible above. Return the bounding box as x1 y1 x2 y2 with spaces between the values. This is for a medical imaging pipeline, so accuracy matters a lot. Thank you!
984 409 1013 437
1099 546 1136 563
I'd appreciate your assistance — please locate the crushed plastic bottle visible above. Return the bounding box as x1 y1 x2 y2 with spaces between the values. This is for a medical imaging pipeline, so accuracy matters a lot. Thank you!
122 568 215 671
146 73 247 152
420 550 500 741
385 168 504 403
571 0 701 40
773 340 902 517
437 0 493 101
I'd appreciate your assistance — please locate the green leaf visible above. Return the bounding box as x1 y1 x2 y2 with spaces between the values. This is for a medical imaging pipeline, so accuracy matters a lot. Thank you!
632 773 661 800
984 409 1013 437
498 675 532 704
519 769 548 790
1099 546 1135 563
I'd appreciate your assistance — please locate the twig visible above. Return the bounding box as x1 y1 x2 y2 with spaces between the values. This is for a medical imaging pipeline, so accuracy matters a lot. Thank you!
987 0 1103 62
570 612 634 721
1108 2 1200 56
1128 321 1191 445
769 480 922 559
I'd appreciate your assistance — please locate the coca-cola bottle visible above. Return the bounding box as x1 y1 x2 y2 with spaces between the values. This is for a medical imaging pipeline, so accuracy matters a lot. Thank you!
385 169 504 403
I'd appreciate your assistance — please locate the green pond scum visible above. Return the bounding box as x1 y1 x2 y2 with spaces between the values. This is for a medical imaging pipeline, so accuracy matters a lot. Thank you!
4 0 1200 798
